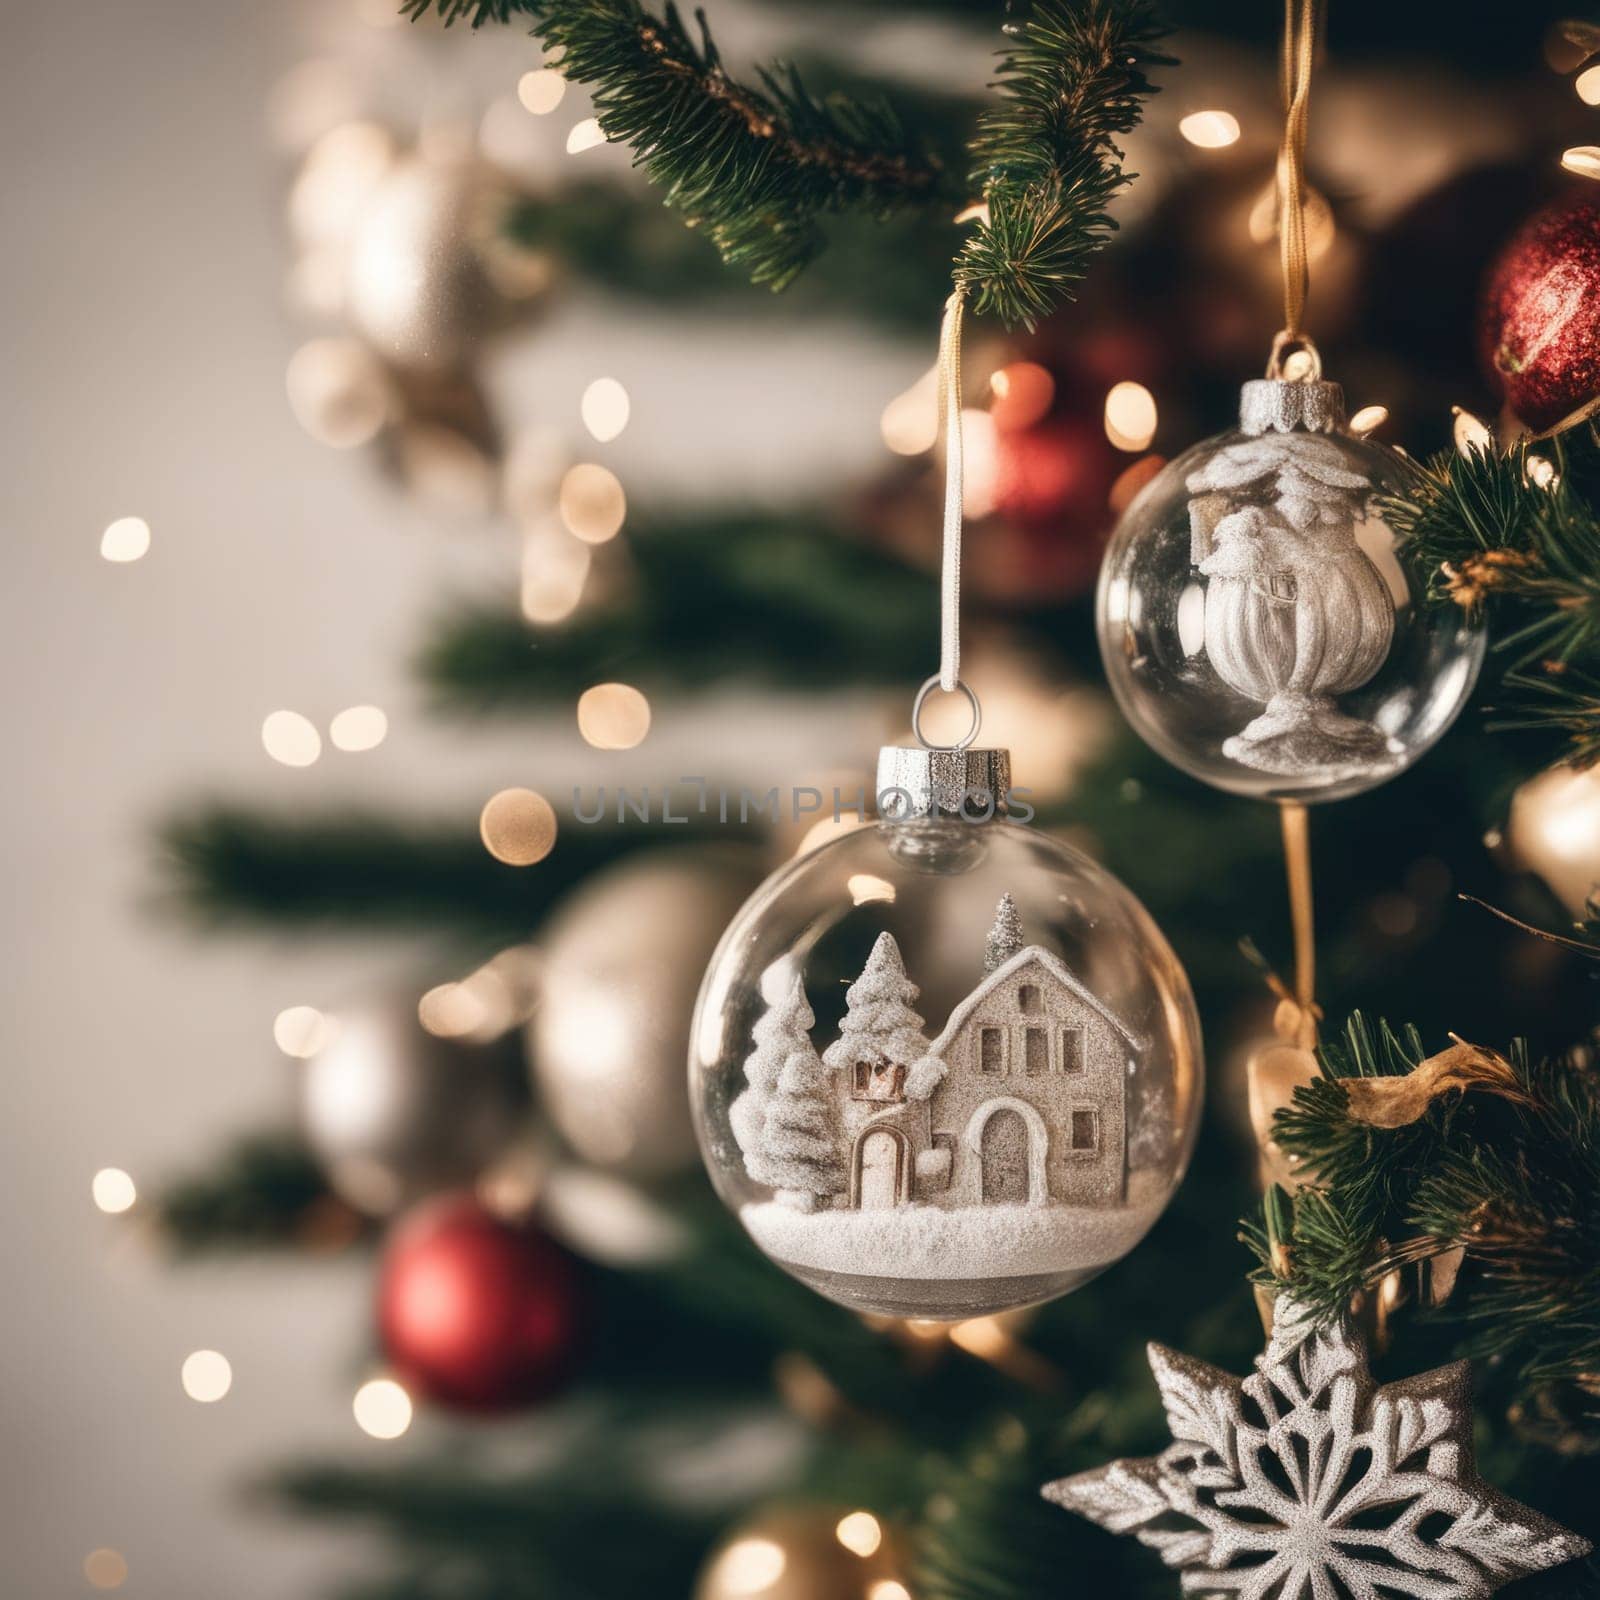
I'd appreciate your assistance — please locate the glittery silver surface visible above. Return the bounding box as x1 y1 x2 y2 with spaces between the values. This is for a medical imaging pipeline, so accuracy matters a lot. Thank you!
1044 1302 1591 1598
875 745 1012 819
1240 379 1346 436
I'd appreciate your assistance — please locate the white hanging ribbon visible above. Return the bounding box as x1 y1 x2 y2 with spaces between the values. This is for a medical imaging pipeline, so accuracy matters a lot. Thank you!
935 287 967 693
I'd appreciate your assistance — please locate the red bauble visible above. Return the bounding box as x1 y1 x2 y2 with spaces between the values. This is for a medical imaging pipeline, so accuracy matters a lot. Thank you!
1480 190 1600 432
377 1194 582 1412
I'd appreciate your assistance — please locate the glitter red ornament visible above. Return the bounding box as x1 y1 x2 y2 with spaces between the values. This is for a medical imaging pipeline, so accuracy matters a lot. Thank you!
1480 189 1600 433
377 1194 582 1412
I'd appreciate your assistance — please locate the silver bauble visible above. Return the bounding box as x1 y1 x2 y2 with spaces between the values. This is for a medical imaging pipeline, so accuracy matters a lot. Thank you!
342 150 551 371
531 847 765 1179
300 999 528 1215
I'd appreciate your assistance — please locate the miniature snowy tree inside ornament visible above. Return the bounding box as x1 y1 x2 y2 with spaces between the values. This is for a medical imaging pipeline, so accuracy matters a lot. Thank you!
690 742 1204 1320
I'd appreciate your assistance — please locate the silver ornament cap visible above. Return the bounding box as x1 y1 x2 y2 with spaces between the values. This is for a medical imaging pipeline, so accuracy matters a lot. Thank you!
876 744 1012 819
1240 378 1346 435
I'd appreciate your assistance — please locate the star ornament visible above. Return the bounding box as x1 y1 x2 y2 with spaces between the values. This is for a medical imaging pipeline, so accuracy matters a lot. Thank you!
1044 1305 1590 1599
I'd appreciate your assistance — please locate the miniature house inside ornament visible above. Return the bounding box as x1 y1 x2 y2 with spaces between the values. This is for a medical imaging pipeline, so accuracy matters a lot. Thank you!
689 744 1202 1320
1097 379 1485 802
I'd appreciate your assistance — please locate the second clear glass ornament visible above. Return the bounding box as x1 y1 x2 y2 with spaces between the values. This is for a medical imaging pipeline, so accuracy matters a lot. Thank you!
1097 378 1486 803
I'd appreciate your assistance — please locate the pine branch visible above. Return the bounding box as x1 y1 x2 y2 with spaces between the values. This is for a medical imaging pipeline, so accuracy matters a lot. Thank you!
152 1132 366 1256
955 0 1172 327
158 806 730 937
408 0 942 290
1244 1014 1600 1425
1385 424 1600 761
421 510 942 707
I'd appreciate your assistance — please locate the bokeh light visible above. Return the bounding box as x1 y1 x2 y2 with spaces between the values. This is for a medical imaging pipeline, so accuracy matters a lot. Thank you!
1179 109 1241 148
274 1005 337 1059
262 710 323 767
286 338 389 449
708 1537 786 1594
559 463 627 543
566 118 605 154
1562 145 1600 179
353 1377 413 1439
100 516 151 564
91 1168 137 1214
989 362 1055 431
83 1549 128 1591
329 704 388 752
834 1511 883 1557
576 683 651 750
480 788 558 865
518 67 566 115
1103 381 1158 451
181 1350 233 1403
581 377 630 442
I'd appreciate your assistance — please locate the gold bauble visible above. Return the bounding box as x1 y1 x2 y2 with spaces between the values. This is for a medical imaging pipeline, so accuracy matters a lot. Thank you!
1507 761 1600 918
342 150 551 371
693 1504 909 1600
530 847 765 1179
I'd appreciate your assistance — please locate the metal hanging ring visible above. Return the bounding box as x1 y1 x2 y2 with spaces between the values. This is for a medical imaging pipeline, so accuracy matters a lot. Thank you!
912 675 982 752
1266 329 1323 382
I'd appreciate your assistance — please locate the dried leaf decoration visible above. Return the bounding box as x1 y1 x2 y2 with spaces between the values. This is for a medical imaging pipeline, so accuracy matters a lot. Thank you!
1341 1037 1532 1129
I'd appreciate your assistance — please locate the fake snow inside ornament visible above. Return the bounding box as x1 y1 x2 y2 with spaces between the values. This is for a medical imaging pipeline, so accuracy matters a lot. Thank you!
1045 1299 1591 1598
1097 379 1485 802
689 745 1202 1321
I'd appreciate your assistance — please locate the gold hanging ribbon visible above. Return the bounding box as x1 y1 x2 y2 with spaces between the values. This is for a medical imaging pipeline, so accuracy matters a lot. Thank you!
1278 801 1318 1050
1274 0 1319 349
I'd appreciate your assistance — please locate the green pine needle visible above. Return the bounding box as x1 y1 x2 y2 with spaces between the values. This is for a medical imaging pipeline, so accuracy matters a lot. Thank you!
407 0 942 289
956 0 1171 326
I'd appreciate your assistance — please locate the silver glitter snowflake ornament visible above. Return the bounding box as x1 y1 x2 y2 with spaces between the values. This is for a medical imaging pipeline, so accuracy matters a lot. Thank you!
1044 1303 1590 1599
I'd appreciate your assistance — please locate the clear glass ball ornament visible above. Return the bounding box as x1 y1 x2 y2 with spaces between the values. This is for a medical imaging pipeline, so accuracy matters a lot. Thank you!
1097 379 1486 802
689 752 1202 1320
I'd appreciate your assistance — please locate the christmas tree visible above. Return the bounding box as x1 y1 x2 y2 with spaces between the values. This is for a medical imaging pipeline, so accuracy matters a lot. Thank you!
821 933 931 1078
97 2 1600 1597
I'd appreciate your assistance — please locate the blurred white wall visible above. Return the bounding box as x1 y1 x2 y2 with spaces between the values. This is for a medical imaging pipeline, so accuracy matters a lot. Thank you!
0 0 922 1593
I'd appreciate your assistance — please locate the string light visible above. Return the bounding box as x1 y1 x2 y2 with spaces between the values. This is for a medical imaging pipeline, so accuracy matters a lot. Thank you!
1179 109 1241 148
576 683 651 750
1560 145 1600 179
99 516 151 563
1577 64 1600 105
566 118 605 154
558 463 627 543
273 1005 337 1059
91 1167 137 1214
1526 455 1559 490
580 377 630 442
1348 404 1389 436
1103 381 1158 451
329 704 388 752
834 1512 883 1557
83 1550 128 1591
1452 406 1494 455
352 1376 413 1438
479 788 558 866
181 1350 233 1403
261 710 322 768
868 1584 911 1600
517 67 566 114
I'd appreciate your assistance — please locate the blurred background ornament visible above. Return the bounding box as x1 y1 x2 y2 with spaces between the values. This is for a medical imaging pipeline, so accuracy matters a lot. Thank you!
864 315 1166 604
299 998 528 1216
692 1503 909 1600
1481 188 1600 432
1506 760 1600 918
284 120 556 508
377 1192 583 1412
531 846 766 1180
